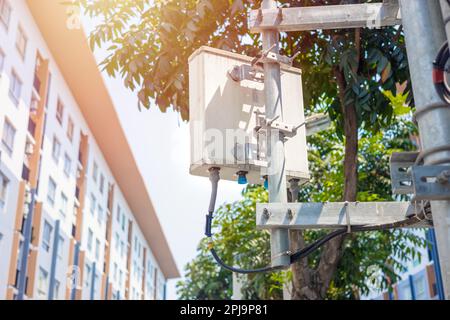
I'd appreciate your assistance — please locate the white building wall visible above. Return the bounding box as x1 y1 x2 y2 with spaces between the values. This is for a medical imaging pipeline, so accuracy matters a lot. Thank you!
0 0 168 300
0 0 39 299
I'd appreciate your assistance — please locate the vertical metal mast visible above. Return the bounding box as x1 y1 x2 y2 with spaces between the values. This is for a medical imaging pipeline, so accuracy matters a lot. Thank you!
261 0 290 268
400 0 450 299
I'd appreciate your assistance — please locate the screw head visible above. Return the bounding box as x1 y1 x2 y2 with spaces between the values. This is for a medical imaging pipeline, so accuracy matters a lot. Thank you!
287 209 294 220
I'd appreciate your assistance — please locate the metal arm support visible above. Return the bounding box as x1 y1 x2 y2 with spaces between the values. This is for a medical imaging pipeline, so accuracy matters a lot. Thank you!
249 0 401 33
256 202 432 230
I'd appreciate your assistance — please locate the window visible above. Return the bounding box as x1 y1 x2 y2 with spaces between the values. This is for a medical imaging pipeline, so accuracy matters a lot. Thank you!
398 281 412 300
115 233 120 251
90 194 96 215
63 153 72 177
85 264 91 287
146 280 153 299
57 236 64 260
87 229 93 252
121 214 126 232
16 26 27 60
52 136 61 164
116 205 121 223
0 0 11 30
92 161 98 182
37 267 49 299
95 239 100 260
56 99 64 124
414 275 428 300
42 221 53 252
1 118 15 155
97 205 103 225
113 263 118 281
99 174 105 194
0 171 8 212
56 99 64 125
59 192 68 217
53 280 60 299
67 117 74 142
93 272 99 296
0 49 5 73
120 241 125 258
47 177 57 206
30 94 39 113
9 70 22 106
158 277 165 300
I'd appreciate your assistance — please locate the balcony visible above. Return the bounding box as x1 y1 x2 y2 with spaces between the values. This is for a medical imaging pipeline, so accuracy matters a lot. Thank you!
27 118 36 138
21 165 30 182
72 224 76 238
105 227 110 241
33 74 41 94
75 186 80 201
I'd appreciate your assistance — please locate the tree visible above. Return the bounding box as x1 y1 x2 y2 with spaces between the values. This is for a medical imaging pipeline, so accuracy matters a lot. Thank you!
177 120 426 300
79 0 415 299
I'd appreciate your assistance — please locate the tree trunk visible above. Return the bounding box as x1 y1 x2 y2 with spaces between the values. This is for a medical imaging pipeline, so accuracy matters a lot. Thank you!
290 28 360 299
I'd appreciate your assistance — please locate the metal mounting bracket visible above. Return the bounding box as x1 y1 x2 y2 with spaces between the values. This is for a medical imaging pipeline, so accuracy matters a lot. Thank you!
256 201 432 230
228 64 264 83
254 111 304 138
390 152 418 195
390 152 450 200
250 44 300 69
248 0 401 33
411 165 450 201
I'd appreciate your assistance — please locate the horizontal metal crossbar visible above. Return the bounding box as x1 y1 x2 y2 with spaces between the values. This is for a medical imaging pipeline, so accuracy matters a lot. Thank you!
249 1 401 33
256 202 431 230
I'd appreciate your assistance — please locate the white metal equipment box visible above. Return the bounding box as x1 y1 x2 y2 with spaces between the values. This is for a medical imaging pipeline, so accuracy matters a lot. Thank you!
189 46 310 185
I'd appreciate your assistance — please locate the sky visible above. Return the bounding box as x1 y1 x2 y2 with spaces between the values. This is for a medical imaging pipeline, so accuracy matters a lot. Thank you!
82 18 245 300
102 75 244 300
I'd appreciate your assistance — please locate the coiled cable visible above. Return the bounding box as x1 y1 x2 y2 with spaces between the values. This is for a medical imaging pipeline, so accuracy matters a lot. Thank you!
205 168 432 274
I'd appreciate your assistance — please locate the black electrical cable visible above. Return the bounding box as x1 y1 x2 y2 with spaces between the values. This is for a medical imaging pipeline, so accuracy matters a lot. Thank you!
205 168 433 274
210 249 282 274
205 168 351 274
290 229 346 263
205 167 282 274
290 204 432 264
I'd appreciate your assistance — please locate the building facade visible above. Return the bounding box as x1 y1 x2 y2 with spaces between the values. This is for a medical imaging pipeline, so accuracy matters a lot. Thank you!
365 229 445 301
0 0 178 300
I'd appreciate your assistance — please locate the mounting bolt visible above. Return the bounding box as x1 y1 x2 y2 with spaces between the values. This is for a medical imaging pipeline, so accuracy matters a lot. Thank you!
263 208 271 219
287 209 294 220
228 65 241 82
437 170 450 184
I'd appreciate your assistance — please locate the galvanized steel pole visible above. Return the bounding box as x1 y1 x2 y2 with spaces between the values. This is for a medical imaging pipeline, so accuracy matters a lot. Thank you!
400 0 450 299
261 0 290 268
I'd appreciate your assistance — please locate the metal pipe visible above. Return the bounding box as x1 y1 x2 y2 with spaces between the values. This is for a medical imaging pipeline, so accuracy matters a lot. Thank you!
400 0 450 299
48 220 61 300
70 242 80 300
16 188 36 300
90 261 96 300
262 0 290 268
426 229 445 299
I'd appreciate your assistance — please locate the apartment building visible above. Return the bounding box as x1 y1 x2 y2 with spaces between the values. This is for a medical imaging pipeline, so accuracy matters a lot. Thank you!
0 0 179 300
365 229 445 300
